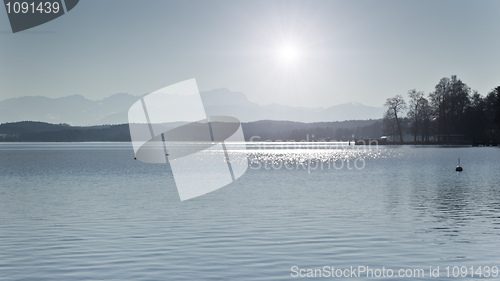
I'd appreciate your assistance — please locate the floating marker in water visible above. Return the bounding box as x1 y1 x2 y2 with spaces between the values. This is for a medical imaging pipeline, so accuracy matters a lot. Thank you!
456 158 463 172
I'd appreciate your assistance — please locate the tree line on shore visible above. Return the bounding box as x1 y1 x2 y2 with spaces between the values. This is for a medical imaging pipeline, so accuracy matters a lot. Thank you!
383 75 500 143
0 120 383 142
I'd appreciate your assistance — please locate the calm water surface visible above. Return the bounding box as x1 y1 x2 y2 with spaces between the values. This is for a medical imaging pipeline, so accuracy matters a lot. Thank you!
1 142 499 280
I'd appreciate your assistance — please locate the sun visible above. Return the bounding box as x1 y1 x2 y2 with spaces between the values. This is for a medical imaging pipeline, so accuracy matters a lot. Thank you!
277 45 301 65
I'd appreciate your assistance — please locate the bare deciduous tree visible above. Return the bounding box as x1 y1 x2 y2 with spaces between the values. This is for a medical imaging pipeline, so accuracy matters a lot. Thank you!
407 89 424 141
384 95 406 143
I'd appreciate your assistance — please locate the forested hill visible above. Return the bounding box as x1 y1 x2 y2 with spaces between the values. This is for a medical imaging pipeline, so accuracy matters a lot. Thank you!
0 122 132 142
0 120 382 142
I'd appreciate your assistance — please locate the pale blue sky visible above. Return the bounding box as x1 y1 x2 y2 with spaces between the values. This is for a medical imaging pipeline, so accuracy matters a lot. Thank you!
1 0 499 107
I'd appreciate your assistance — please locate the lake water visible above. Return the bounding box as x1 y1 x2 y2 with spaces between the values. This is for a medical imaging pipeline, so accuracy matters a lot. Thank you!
1 142 499 280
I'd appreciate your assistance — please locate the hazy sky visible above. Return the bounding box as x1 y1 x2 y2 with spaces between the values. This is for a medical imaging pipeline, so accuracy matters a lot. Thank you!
1 0 499 107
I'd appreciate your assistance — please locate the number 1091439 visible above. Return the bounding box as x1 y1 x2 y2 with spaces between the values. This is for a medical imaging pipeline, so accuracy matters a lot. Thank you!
5 1 61 14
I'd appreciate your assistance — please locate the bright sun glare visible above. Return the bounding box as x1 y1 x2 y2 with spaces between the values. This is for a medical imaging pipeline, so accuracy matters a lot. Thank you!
278 45 300 65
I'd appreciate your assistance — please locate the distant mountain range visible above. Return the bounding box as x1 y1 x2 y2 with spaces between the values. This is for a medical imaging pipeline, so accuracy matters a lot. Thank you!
0 89 384 125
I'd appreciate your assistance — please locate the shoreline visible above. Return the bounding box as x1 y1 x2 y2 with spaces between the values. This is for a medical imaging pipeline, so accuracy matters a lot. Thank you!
0 140 498 148
383 141 498 146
